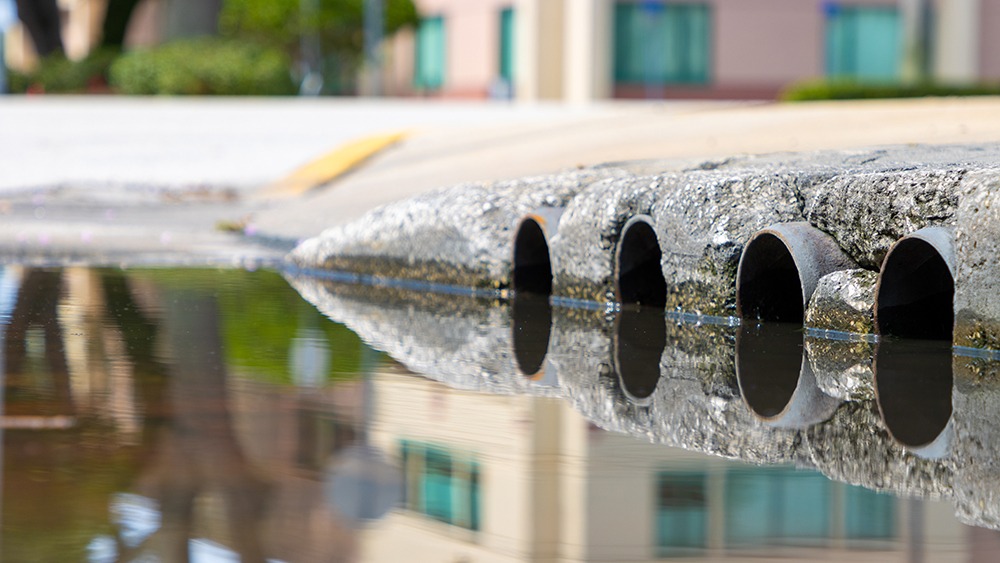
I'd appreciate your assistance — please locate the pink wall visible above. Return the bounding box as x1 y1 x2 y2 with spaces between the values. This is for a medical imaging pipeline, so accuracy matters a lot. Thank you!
713 0 824 88
415 0 514 96
979 0 1000 79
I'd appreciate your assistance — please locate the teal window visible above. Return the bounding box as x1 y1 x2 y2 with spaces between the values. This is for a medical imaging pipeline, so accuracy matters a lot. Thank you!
656 473 708 554
415 16 446 90
724 468 830 547
844 484 895 539
825 6 901 81
613 2 711 85
499 7 516 84
401 441 480 530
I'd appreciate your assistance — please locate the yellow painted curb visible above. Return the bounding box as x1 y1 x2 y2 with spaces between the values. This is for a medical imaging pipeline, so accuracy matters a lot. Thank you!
259 130 409 199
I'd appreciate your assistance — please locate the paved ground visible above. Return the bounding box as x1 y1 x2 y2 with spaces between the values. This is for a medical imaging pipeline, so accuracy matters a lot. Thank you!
3 95 1000 266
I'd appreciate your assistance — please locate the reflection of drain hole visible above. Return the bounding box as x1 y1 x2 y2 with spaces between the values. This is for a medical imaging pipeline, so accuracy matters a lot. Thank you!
512 294 552 377
736 323 803 419
875 340 953 449
616 217 667 308
613 307 667 403
737 233 803 323
513 217 553 296
876 238 954 340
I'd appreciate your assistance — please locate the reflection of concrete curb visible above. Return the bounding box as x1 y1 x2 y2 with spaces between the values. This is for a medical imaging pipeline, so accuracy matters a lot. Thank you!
258 130 408 199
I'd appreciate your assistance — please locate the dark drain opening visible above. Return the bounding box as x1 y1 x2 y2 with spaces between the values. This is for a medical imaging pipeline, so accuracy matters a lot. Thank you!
736 322 803 419
511 293 552 377
615 217 667 308
737 233 803 323
876 238 954 340
613 306 667 403
874 339 953 449
512 218 553 295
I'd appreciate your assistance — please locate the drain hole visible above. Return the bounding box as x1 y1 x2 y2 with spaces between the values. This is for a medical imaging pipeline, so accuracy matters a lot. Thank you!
616 218 666 307
874 340 953 448
513 218 553 295
736 322 803 419
613 306 667 402
737 233 803 323
512 293 552 377
876 238 954 340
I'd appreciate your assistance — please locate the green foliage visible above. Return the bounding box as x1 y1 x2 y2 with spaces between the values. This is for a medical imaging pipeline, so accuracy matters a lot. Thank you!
7 49 117 93
219 0 419 80
781 79 1000 102
108 37 295 95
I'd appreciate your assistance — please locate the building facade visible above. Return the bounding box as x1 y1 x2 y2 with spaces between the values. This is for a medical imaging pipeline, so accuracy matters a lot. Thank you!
392 0 1000 101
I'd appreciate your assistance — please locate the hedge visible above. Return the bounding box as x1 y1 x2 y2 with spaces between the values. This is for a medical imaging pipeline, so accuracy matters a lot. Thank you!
781 79 1000 102
109 37 295 96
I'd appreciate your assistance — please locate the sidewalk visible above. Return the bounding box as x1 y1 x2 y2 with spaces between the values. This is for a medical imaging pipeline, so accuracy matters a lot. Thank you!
2 96 1000 265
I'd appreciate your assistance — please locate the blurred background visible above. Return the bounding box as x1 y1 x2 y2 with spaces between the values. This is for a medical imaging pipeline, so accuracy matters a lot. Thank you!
0 0 995 101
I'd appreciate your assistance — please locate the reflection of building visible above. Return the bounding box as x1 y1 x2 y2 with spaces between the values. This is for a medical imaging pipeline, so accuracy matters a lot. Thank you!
390 0 1000 101
366 369 971 562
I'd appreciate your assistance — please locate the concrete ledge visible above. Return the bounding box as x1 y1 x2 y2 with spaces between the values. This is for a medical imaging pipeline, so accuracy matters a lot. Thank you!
288 143 1000 350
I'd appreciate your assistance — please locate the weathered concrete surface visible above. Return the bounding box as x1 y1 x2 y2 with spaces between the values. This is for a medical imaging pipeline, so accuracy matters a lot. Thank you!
285 274 561 397
954 170 1000 350
950 359 1000 529
291 170 619 290
805 269 877 334
290 144 1000 340
805 337 875 401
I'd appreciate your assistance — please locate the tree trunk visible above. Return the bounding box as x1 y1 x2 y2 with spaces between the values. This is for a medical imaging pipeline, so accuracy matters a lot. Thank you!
100 0 143 50
15 0 64 57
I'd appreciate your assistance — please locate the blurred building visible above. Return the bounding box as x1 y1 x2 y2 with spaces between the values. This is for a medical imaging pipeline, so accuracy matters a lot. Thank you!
363 369 971 562
387 0 999 101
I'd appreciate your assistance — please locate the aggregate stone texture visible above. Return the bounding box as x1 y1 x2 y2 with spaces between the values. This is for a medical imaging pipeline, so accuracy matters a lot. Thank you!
805 337 875 401
290 143 1000 339
951 360 1000 529
954 169 1000 350
805 269 877 334
285 275 561 398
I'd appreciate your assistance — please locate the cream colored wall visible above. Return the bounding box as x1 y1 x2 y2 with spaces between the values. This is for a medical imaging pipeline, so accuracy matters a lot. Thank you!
366 370 550 561
933 0 979 83
415 0 514 96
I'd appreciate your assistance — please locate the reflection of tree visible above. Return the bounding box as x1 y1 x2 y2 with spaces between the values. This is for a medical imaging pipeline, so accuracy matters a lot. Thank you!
4 269 73 417
100 273 269 562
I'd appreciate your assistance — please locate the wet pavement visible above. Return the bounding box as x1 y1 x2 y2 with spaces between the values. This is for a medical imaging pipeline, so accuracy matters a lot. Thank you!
2 265 1000 562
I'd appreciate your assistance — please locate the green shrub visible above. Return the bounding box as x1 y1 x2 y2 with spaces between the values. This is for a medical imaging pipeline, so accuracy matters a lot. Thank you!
781 79 1000 102
109 37 295 96
7 49 118 93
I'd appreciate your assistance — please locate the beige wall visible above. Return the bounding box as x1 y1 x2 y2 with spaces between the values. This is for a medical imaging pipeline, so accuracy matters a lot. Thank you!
416 0 514 97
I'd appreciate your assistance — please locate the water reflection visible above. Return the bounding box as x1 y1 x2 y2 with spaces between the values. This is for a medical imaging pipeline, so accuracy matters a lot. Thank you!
736 323 841 428
874 339 954 456
612 306 667 403
510 293 552 380
2 267 1000 561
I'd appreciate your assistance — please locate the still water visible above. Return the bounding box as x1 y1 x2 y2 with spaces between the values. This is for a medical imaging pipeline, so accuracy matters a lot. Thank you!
1 266 998 562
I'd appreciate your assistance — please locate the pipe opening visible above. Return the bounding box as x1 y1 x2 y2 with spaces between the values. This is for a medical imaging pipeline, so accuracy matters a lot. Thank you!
874 340 953 448
736 323 803 419
613 306 667 403
512 218 553 296
876 238 954 340
737 233 803 323
616 219 667 308
511 293 552 377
